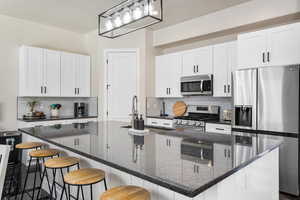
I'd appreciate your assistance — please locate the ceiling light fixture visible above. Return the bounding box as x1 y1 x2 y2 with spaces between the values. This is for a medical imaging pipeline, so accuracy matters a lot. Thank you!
98 0 163 38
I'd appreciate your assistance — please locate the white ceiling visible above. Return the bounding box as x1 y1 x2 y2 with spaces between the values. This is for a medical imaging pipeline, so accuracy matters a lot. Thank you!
0 0 250 34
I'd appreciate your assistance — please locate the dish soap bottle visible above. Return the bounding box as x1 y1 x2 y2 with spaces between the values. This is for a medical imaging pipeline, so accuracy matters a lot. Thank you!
134 115 139 130
137 114 144 130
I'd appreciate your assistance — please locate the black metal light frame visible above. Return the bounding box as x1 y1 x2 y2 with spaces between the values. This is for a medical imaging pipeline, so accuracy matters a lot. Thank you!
98 0 163 39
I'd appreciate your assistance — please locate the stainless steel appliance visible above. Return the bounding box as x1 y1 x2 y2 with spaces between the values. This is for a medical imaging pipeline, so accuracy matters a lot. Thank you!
233 65 300 195
173 105 220 131
181 138 213 165
180 75 213 96
74 102 87 117
233 69 257 130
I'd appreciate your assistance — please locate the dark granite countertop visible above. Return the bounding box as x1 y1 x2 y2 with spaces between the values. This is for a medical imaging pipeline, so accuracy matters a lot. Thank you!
19 121 282 197
18 115 98 122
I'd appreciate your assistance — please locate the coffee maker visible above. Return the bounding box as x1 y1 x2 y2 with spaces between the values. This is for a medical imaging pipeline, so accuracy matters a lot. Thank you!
74 103 87 117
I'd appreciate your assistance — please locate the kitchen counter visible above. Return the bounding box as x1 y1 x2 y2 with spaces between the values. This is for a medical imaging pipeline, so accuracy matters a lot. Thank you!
19 121 281 198
18 115 98 122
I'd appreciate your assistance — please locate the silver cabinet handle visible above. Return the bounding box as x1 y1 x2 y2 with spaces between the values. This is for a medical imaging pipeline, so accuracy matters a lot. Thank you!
224 85 226 93
227 85 230 93
166 88 168 95
151 122 158 124
267 52 270 62
263 52 266 63
196 65 199 73
216 128 225 131
227 149 231 158
193 65 195 73
224 149 227 157
44 86 47 94
78 88 80 95
193 165 196 173
75 88 77 95
41 86 43 94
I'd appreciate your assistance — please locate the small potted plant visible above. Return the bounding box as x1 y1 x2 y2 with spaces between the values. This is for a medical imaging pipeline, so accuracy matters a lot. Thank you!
50 104 62 117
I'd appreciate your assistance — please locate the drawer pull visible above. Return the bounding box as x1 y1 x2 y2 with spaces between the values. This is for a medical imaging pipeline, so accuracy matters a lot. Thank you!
163 123 170 126
151 122 158 124
216 128 225 131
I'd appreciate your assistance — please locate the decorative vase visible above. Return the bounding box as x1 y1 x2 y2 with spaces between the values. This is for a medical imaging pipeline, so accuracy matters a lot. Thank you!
51 109 59 117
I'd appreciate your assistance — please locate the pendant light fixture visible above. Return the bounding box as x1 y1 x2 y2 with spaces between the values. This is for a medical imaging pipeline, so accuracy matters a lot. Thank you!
98 0 163 38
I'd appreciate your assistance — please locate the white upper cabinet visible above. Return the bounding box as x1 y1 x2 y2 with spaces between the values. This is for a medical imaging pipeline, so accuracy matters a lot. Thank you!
19 46 90 97
61 52 91 97
43 49 61 96
182 46 213 76
155 53 182 98
213 41 237 97
238 22 300 69
19 46 60 96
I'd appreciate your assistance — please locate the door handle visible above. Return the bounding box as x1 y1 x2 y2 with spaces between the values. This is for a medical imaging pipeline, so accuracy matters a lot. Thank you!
196 65 199 73
44 86 47 94
78 88 80 95
41 86 43 94
267 52 270 62
224 85 226 93
193 65 196 73
169 88 171 95
166 88 168 95
75 88 77 95
227 85 230 93
263 52 265 63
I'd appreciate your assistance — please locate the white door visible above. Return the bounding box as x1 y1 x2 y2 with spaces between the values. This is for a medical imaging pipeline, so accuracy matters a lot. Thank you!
77 55 91 97
27 46 44 96
213 43 228 97
43 49 61 96
267 23 300 66
194 46 213 75
106 51 137 122
0 145 10 198
237 30 268 69
61 52 76 97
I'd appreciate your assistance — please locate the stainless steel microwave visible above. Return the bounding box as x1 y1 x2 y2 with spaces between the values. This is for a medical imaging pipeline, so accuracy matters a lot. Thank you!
180 75 213 96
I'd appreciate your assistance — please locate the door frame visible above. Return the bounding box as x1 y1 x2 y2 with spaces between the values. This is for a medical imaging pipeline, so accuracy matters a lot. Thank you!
103 49 140 121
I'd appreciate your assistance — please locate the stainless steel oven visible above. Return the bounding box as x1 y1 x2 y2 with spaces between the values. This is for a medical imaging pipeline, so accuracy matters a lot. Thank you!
180 75 213 96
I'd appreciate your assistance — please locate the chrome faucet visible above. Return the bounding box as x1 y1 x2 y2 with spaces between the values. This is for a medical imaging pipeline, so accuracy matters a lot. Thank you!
131 95 138 127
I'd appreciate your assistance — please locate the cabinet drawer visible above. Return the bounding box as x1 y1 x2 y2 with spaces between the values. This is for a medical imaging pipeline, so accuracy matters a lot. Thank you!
205 123 231 135
146 118 173 128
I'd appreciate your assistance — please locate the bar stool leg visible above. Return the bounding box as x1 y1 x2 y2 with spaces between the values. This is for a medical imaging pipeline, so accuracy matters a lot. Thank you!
76 186 80 200
31 158 39 200
103 178 108 191
80 186 85 200
20 157 32 200
90 185 93 200
59 168 68 200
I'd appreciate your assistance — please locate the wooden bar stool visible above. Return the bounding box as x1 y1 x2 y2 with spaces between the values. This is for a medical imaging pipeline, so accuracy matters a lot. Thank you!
100 185 150 200
64 168 107 200
30 149 60 200
16 142 44 200
43 156 80 200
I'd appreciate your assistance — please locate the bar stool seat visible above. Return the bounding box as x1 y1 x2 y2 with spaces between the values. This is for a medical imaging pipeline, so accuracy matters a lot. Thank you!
100 185 150 200
29 149 60 158
16 142 43 149
44 156 80 168
64 168 105 185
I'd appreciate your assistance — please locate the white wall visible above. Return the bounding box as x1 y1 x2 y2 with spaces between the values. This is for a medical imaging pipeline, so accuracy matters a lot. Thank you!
0 14 88 131
153 0 300 46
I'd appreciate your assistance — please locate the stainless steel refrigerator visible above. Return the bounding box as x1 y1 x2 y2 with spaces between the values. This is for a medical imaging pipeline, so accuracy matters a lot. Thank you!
233 65 300 196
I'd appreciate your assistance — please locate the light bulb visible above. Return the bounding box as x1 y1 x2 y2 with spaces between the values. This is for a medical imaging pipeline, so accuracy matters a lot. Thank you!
133 3 143 20
105 19 113 31
114 13 122 27
122 8 132 24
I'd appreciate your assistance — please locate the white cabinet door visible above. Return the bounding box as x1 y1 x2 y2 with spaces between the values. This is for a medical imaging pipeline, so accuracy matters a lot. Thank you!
213 43 228 97
194 46 213 75
155 53 182 98
267 23 300 66
77 55 91 97
168 53 182 98
155 56 168 98
27 46 44 96
227 41 237 97
43 49 61 96
182 50 196 76
61 52 76 97
237 30 267 69
182 46 213 76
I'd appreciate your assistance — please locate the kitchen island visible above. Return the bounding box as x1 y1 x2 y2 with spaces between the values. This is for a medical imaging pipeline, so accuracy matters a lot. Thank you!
19 121 281 200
